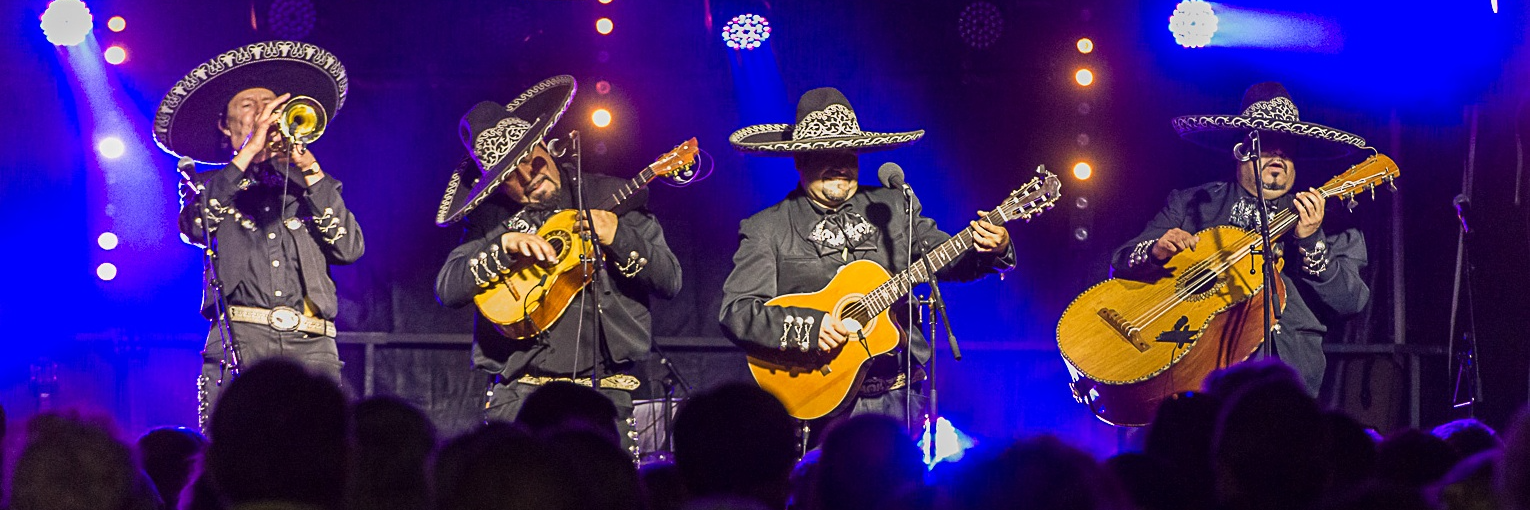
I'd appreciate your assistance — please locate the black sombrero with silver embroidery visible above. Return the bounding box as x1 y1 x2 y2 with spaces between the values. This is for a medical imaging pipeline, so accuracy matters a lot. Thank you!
153 40 347 165
1171 82 1368 160
435 75 576 226
730 87 924 155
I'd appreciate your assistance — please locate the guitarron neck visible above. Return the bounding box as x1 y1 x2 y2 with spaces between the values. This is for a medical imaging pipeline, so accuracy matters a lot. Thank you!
859 209 1008 317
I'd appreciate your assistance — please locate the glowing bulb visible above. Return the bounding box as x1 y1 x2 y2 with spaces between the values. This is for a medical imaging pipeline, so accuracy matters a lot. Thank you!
1168 0 1218 48
595 80 611 95
1073 162 1093 180
599 0 613 3
592 108 612 128
596 17 613 35
107 15 124 32
97 136 125 159
1075 69 1094 86
1077 38 1094 54
98 232 119 250
104 45 126 64
97 262 118 281
40 0 94 47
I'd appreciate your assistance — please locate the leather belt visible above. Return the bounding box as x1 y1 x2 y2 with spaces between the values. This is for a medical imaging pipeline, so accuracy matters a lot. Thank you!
514 374 642 392
227 305 336 337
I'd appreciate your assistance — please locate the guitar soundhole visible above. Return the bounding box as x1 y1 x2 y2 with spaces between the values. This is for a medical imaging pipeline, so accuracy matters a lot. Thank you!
1176 268 1222 300
547 237 566 258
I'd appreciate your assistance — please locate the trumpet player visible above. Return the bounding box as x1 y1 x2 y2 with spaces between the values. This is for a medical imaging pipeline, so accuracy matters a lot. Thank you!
153 41 364 427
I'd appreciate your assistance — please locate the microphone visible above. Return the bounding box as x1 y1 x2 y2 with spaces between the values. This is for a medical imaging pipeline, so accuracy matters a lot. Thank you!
1232 130 1260 162
545 131 578 158
177 156 200 195
878 162 906 190
1454 194 1471 233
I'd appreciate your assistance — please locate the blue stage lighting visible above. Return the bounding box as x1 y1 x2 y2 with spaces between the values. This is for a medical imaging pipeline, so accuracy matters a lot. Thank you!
1168 0 1218 48
722 14 771 50
920 416 975 469
98 232 118 250
40 0 94 47
96 262 117 281
97 136 125 159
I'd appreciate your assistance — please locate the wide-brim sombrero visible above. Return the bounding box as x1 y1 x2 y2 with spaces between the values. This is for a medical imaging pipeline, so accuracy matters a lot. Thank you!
435 75 576 226
1170 82 1367 160
730 87 924 156
153 40 347 165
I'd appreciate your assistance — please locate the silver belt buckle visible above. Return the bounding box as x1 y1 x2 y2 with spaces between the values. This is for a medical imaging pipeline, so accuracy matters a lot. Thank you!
268 306 302 332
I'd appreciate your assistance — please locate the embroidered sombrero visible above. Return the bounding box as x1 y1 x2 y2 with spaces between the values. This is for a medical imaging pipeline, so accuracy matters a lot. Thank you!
730 87 924 155
435 75 576 226
1171 82 1368 160
153 40 347 165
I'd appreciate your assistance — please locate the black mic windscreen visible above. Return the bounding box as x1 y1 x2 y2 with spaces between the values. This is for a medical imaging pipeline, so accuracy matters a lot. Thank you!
878 162 905 188
177 156 196 172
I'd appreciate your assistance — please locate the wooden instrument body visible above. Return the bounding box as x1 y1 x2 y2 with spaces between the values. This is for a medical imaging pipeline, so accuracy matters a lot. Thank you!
1063 277 1284 426
1057 225 1284 385
747 260 904 420
473 210 594 339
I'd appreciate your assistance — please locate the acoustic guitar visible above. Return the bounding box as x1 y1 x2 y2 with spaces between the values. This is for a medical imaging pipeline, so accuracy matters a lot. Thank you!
750 168 1062 420
1055 154 1400 425
474 138 699 339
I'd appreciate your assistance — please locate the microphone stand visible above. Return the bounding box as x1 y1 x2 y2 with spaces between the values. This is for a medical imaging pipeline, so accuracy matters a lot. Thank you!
570 131 611 392
181 163 242 427
1241 131 1281 356
651 342 694 455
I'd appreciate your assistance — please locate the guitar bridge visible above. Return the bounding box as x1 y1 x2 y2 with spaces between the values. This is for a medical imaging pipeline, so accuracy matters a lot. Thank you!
1098 308 1150 352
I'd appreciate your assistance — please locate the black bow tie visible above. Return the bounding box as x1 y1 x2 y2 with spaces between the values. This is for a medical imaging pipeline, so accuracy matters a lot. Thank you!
809 209 877 255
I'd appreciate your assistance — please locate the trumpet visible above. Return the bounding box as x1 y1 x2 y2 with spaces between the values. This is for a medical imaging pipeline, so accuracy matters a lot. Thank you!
267 95 328 155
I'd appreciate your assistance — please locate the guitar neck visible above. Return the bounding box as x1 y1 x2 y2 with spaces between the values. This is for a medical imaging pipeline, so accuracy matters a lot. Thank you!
1255 184 1350 242
860 209 1008 317
593 165 659 214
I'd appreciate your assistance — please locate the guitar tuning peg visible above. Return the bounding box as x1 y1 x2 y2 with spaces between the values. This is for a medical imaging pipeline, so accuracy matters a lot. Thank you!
1346 197 1358 212
1369 184 1376 200
1387 178 1397 191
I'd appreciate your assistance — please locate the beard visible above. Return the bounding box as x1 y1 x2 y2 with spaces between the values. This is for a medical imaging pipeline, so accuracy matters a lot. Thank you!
523 180 568 211
819 179 855 204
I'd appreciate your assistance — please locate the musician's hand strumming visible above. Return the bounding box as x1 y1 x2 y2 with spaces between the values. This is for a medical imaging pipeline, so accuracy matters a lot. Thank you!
1151 228 1199 262
818 314 851 351
573 210 620 245
971 210 1010 253
1293 187 1325 239
500 232 558 262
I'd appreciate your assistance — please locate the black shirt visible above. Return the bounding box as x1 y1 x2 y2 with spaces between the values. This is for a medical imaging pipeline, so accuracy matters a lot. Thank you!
177 161 365 320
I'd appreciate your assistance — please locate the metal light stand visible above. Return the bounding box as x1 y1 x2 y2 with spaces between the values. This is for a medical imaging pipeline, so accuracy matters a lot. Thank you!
652 343 694 455
1448 105 1485 412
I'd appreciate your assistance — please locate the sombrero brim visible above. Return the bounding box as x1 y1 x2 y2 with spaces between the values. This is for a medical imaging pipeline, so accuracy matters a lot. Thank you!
435 76 576 226
1171 115 1367 160
154 41 346 165
729 123 924 156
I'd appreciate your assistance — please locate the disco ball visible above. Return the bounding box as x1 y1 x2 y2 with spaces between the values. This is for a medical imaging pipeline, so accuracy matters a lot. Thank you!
1168 0 1218 48
268 0 316 40
722 14 771 50
958 2 1003 49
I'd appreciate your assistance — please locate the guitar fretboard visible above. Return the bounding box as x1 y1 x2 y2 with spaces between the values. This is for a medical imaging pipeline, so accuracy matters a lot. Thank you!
857 208 1009 317
594 166 659 213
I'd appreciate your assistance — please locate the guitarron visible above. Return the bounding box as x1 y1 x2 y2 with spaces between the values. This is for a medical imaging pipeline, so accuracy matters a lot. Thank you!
1056 154 1400 426
750 168 1062 420
474 138 699 339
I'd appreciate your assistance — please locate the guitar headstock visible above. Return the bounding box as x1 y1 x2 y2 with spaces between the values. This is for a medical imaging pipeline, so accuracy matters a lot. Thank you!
992 165 1062 223
650 137 700 183
1319 153 1400 209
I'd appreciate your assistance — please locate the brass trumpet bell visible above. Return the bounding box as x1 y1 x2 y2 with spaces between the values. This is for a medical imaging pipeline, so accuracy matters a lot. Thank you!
274 95 327 153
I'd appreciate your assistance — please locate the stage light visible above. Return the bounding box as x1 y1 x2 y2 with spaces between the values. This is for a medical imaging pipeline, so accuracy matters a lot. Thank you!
596 80 611 95
97 262 117 281
919 416 973 469
1073 162 1092 180
1077 38 1094 54
1075 68 1094 86
722 14 771 50
596 17 613 35
40 0 94 47
599 0 613 3
1076 133 1091 147
958 1 1004 49
1169 0 1218 48
592 108 612 128
97 136 125 159
104 45 126 64
107 15 124 32
1074 227 1091 241
98 232 119 250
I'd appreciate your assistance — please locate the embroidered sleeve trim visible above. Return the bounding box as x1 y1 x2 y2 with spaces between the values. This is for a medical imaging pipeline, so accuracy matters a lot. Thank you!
1299 239 1330 277
616 250 647 278
311 207 346 244
1127 239 1155 269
